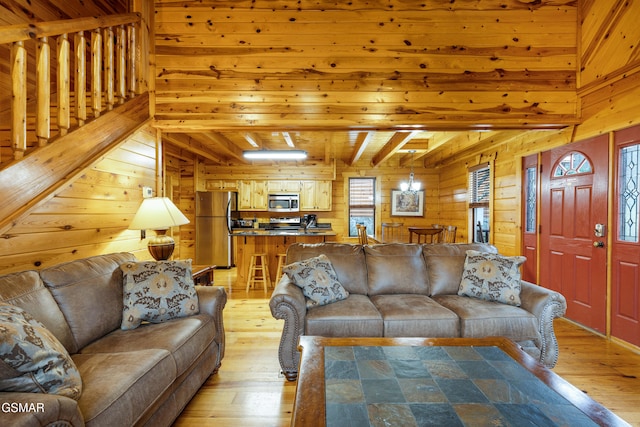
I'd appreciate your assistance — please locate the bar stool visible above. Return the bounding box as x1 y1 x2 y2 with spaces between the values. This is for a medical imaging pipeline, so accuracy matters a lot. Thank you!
275 253 287 283
381 222 403 243
246 253 271 292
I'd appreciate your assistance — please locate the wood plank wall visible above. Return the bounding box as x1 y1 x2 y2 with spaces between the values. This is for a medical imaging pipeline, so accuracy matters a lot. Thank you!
165 144 197 261
0 125 158 274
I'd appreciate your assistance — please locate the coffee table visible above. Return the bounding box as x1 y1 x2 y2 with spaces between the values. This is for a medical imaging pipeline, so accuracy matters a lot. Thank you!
292 336 629 427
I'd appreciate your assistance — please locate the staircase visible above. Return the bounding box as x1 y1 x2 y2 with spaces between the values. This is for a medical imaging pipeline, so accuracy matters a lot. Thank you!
0 13 150 234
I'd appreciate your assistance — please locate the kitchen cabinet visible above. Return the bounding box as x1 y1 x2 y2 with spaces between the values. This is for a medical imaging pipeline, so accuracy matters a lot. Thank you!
267 180 301 193
300 180 332 211
205 179 238 191
238 180 267 210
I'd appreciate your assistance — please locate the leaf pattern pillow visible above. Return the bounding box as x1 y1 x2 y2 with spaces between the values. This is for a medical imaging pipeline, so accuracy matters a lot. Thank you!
283 254 349 308
458 250 526 306
120 260 199 330
0 302 82 399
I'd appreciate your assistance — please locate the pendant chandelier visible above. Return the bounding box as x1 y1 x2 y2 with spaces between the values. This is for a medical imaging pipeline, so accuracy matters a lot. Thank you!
400 150 421 193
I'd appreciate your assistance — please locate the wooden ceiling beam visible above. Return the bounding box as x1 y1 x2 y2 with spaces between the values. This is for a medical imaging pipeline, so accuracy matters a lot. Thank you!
423 130 528 168
348 131 373 166
162 133 225 164
371 131 421 167
194 132 248 164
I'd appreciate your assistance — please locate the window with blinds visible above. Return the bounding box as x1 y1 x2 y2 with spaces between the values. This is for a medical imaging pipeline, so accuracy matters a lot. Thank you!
349 178 376 237
469 164 490 206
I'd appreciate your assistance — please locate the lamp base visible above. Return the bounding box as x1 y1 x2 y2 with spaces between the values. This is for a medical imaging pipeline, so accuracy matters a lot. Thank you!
148 230 175 261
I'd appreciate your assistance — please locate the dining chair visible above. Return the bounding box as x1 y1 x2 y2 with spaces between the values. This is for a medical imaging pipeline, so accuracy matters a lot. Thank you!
441 225 457 243
356 224 380 245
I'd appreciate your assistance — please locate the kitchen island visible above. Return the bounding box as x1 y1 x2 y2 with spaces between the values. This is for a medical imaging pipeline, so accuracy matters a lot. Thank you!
232 229 337 288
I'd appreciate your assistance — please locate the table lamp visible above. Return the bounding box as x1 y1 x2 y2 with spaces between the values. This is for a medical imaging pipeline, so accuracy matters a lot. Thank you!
129 197 190 260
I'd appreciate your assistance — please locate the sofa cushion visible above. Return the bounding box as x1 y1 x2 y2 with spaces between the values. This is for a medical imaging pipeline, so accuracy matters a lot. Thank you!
286 243 369 295
0 302 82 400
432 295 541 344
365 244 429 296
80 313 215 377
120 260 200 330
284 254 349 308
305 294 383 337
72 349 176 426
0 270 75 353
458 250 526 306
370 294 460 337
422 243 498 296
40 252 137 352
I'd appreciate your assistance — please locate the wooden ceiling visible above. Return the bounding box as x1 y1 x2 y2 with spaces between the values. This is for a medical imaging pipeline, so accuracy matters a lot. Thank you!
2 1 636 169
154 0 579 167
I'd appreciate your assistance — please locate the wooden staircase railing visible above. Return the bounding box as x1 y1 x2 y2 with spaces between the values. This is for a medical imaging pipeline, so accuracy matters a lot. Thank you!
0 13 143 164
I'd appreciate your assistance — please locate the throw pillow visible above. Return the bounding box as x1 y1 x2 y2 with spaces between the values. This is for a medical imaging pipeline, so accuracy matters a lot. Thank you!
0 302 82 399
120 259 199 330
283 254 349 308
458 250 526 306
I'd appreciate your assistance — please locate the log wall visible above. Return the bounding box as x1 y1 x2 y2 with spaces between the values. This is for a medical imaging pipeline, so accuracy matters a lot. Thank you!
0 125 158 274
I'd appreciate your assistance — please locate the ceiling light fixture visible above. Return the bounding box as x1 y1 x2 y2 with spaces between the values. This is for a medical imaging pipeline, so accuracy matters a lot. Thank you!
244 133 260 147
400 150 421 193
243 149 307 160
282 132 295 147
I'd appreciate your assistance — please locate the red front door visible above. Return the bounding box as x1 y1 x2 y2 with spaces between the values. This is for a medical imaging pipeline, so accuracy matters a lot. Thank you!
539 136 608 333
612 125 640 346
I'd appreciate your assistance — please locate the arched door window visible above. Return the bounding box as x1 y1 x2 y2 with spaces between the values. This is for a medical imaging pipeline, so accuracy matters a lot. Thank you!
553 151 593 177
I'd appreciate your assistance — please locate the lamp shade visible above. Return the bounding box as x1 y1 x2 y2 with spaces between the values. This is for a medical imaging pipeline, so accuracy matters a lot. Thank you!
129 197 190 231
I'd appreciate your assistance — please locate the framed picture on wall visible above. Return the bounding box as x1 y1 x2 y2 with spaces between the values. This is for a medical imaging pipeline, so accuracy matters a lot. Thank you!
391 190 424 217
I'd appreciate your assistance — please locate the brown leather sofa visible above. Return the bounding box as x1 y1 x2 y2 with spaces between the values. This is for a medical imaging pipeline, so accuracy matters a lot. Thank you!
270 243 567 381
0 253 226 427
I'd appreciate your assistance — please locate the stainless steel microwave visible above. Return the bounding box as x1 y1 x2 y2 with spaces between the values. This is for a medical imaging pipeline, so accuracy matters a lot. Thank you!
268 193 300 212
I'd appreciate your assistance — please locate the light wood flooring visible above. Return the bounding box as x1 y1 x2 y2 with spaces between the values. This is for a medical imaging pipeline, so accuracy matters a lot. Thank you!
173 268 640 427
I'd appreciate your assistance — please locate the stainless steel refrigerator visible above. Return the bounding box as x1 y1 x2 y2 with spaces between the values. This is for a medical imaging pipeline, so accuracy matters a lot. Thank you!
195 191 238 268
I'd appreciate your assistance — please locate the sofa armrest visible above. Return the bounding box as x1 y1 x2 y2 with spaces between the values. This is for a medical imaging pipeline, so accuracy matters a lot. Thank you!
519 281 567 368
269 275 307 381
0 392 84 426
196 285 227 362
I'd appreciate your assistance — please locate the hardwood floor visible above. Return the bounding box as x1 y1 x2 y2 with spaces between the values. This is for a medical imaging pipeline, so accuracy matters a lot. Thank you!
173 268 640 426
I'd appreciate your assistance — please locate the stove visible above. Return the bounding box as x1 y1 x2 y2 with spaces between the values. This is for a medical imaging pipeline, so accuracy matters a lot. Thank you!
267 217 301 230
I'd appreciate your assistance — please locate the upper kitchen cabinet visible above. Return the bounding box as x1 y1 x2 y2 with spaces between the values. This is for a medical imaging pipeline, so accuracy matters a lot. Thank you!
300 181 332 211
267 180 301 193
238 180 267 211
206 179 238 191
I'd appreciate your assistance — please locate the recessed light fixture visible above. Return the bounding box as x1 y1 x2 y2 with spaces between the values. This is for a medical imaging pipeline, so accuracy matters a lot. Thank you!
243 150 307 160
282 132 295 147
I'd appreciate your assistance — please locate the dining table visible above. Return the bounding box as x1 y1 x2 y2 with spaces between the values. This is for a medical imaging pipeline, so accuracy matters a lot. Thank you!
407 226 443 243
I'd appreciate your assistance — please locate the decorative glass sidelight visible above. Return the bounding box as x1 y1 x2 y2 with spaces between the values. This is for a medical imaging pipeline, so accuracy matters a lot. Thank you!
553 152 592 177
619 144 640 242
525 166 537 233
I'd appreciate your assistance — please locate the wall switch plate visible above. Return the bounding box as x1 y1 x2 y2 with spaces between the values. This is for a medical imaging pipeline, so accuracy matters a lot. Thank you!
142 186 153 198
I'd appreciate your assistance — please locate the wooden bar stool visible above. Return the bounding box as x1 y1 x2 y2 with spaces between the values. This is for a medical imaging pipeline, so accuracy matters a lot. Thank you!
246 253 271 292
381 222 403 242
275 253 287 283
